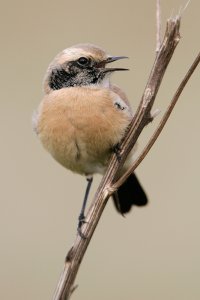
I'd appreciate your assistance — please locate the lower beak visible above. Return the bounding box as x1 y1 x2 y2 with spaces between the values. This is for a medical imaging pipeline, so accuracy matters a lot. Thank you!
97 56 129 72
103 67 129 73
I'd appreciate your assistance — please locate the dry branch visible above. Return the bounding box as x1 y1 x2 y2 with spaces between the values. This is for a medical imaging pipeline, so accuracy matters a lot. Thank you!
50 14 200 300
114 50 200 190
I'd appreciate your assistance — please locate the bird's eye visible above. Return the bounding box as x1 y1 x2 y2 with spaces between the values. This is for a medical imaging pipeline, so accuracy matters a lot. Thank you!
77 57 90 66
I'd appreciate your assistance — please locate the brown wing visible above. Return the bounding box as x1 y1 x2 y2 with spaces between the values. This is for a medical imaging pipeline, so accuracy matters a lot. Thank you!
110 84 133 114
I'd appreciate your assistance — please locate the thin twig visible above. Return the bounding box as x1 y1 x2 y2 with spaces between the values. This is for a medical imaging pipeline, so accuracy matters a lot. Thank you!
113 51 200 190
156 0 162 52
52 16 183 300
179 0 192 17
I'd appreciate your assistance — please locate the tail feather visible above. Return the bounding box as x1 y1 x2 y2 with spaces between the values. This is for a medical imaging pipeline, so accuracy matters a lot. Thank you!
113 173 148 214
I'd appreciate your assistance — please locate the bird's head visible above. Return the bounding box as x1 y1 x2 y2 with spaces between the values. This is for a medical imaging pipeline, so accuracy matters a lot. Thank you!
44 43 128 93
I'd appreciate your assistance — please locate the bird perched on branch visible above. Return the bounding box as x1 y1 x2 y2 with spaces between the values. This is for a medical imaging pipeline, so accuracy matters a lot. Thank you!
33 43 148 235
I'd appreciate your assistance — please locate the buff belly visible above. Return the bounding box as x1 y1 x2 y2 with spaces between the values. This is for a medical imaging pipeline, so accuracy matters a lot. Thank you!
36 87 132 175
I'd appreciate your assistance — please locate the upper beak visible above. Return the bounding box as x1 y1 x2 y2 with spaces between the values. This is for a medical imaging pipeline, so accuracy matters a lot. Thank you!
96 56 129 72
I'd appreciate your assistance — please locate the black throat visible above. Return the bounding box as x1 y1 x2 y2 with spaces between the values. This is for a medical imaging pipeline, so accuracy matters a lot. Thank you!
49 63 103 90
49 68 72 90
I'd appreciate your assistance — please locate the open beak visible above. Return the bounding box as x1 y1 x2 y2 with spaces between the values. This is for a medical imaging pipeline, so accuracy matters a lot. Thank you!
97 56 129 72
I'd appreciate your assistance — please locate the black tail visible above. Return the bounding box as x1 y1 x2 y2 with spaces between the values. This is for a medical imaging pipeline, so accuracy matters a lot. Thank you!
113 173 148 214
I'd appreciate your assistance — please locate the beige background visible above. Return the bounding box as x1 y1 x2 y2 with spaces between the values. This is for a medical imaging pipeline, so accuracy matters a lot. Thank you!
1 0 200 299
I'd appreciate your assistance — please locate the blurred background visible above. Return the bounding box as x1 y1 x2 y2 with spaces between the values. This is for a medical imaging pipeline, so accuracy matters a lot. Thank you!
1 0 200 299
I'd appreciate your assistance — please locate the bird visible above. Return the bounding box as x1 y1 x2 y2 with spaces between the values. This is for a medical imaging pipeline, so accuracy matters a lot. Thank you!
33 43 148 235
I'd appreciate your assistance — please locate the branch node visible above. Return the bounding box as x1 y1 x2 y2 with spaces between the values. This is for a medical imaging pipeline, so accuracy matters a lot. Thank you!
151 108 161 120
65 246 74 263
68 284 78 299
142 88 153 108
105 184 118 197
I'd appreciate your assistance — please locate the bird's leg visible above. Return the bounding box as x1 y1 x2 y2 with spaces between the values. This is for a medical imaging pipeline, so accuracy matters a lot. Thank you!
113 143 122 162
77 175 93 238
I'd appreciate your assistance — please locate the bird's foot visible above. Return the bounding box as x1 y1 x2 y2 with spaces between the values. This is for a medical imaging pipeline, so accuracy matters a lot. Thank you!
113 143 122 162
77 213 87 239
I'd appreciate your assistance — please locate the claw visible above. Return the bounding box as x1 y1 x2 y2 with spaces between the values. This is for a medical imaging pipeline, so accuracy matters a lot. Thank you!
77 213 87 239
77 227 87 239
113 143 121 162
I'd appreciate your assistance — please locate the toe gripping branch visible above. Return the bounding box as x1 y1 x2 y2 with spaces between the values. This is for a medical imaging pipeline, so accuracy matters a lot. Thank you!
77 176 93 239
